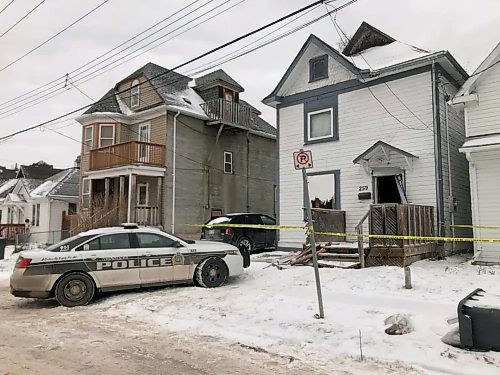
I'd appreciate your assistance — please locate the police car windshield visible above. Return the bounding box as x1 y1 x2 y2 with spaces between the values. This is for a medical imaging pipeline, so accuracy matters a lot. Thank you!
46 235 93 252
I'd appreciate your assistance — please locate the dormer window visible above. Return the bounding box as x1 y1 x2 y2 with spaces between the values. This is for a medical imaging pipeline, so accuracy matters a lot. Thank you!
309 55 328 82
131 79 140 108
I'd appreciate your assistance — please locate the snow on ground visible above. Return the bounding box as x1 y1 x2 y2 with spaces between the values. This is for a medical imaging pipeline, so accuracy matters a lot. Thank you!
0 246 16 282
1 249 499 374
97 256 500 375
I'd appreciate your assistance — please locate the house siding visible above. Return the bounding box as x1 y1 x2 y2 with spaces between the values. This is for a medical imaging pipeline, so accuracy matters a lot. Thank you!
278 71 438 248
464 63 500 137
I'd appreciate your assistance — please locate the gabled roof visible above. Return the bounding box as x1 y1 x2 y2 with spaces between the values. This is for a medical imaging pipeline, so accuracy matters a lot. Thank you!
264 22 468 106
194 69 244 92
83 88 122 115
31 168 79 198
455 42 500 97
343 21 395 56
17 161 63 180
0 179 17 199
353 140 418 165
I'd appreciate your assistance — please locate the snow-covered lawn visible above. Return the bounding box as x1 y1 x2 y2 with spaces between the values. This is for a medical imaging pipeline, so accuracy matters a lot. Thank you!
1 248 499 374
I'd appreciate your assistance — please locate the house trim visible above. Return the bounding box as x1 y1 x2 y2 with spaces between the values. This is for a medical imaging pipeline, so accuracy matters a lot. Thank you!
84 165 165 180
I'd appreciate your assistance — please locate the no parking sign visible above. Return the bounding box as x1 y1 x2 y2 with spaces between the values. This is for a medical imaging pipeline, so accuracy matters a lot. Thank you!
293 149 313 169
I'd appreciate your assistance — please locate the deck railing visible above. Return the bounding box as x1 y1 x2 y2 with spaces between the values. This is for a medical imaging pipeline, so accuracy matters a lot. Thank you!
89 141 165 170
136 206 159 226
200 99 252 127
369 204 434 248
0 224 25 243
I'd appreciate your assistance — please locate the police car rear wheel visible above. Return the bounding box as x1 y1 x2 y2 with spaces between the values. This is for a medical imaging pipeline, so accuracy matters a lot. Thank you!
196 257 228 288
55 273 95 307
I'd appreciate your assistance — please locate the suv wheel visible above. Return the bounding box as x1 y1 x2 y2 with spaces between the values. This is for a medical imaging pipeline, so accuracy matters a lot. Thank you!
237 236 254 253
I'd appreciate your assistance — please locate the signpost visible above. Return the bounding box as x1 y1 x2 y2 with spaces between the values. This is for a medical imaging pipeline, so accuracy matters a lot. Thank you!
294 149 325 319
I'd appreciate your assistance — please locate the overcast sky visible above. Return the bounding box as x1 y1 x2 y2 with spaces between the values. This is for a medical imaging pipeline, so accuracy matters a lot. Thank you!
0 0 498 169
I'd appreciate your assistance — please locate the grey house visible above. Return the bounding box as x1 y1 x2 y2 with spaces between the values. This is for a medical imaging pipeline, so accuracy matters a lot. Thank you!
75 63 276 237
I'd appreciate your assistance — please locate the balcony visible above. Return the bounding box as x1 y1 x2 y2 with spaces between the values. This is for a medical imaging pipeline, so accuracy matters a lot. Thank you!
200 99 252 127
89 141 165 170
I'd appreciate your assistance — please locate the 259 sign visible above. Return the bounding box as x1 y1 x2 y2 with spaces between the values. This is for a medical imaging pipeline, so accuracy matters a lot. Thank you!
358 185 369 191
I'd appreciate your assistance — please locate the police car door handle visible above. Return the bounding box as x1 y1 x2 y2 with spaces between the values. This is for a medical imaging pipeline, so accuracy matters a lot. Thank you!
89 253 98 259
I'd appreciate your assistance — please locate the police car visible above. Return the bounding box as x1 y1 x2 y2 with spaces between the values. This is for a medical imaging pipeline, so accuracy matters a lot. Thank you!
10 224 245 307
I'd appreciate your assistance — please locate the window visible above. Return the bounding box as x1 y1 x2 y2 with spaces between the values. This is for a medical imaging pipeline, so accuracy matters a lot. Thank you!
138 122 151 161
131 79 140 107
260 215 276 226
136 233 179 248
82 178 90 209
68 203 77 215
308 109 333 141
307 171 340 210
82 233 131 251
224 151 233 174
245 215 263 225
137 183 149 206
84 126 93 153
309 55 328 82
47 235 93 252
99 124 115 148
32 203 40 227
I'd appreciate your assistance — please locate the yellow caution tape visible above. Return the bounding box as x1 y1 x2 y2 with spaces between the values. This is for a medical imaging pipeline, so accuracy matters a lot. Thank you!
187 223 500 243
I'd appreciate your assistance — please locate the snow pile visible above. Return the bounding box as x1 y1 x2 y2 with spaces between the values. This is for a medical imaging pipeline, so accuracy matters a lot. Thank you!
349 41 432 71
99 256 500 374
0 246 16 282
30 171 69 198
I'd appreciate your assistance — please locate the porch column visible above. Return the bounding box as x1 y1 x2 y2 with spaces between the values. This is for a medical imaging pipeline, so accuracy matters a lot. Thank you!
157 176 163 227
104 177 110 209
119 176 125 222
127 173 137 223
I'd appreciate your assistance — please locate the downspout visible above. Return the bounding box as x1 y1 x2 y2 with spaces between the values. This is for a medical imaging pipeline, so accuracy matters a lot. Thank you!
432 62 445 255
444 92 456 251
171 111 180 234
246 132 250 211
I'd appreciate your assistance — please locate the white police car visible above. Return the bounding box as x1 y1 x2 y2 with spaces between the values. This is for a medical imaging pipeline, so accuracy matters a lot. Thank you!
10 224 244 307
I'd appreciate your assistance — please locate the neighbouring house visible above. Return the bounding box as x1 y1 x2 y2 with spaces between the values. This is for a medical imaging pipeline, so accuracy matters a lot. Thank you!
0 166 79 244
452 42 500 265
75 63 276 237
263 22 471 266
0 165 16 186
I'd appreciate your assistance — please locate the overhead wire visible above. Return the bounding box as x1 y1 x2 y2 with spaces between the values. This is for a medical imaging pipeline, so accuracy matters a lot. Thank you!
0 0 46 39
0 0 15 16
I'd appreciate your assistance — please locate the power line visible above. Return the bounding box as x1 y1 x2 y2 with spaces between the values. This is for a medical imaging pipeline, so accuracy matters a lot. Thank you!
0 0 110 73
0 0 15 16
0 0 333 142
0 0 234 118
469 59 500 78
0 0 203 110
0 0 46 39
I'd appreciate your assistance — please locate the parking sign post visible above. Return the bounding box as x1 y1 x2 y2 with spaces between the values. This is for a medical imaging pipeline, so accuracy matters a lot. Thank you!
293 150 325 319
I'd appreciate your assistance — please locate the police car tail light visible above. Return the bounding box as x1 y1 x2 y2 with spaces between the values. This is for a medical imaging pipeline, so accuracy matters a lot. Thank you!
15 257 32 269
225 228 234 237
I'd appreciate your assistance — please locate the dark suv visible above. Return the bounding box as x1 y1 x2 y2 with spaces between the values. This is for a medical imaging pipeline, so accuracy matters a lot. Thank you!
201 213 277 254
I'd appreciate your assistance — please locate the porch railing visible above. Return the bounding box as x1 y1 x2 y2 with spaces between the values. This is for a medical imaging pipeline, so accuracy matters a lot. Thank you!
200 99 252 127
136 206 160 227
89 141 165 170
369 204 434 248
0 224 25 243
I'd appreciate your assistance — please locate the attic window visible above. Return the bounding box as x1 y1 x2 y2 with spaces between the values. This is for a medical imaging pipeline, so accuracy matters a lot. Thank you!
309 55 328 82
182 97 192 104
131 79 140 108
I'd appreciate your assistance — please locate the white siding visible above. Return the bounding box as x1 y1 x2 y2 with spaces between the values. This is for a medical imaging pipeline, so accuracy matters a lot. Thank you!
278 72 438 248
278 43 356 97
469 150 500 263
465 62 500 137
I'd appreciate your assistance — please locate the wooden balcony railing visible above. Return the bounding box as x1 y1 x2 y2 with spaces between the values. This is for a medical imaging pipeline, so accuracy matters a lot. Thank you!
89 141 165 170
136 206 160 226
200 99 252 127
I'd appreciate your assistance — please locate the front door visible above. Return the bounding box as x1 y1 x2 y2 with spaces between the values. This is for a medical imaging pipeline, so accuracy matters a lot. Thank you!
138 122 151 162
80 233 139 289
375 174 407 204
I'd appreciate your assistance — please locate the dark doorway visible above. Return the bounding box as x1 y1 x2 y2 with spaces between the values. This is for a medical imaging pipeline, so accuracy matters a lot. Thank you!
376 175 402 204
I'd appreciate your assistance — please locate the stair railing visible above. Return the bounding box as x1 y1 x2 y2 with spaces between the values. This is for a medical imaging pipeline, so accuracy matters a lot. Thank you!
355 210 370 268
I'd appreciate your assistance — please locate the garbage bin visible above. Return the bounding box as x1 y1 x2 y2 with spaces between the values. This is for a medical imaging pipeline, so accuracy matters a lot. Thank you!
458 288 500 351
0 237 5 260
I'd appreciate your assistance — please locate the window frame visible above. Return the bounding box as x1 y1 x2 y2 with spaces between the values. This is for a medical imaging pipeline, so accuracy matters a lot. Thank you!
82 178 91 210
309 55 329 82
304 169 341 212
84 125 93 153
307 108 334 141
98 123 115 148
32 203 40 227
131 79 140 108
136 183 149 207
223 151 233 174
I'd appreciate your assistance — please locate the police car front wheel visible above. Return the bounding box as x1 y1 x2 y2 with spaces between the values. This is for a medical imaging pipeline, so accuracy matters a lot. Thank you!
195 257 229 288
55 273 95 307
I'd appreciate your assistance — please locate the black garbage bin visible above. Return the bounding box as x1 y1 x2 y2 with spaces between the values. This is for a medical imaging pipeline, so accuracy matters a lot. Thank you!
458 288 500 351
0 237 5 260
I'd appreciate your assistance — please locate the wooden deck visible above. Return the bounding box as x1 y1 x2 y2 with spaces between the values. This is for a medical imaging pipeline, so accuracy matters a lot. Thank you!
89 141 165 170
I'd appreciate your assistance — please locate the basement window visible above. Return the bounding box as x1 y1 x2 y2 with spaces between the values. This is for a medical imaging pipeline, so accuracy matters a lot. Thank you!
224 151 233 174
309 55 328 82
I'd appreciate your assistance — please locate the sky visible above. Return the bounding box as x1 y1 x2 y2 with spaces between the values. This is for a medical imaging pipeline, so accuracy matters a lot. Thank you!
0 0 498 169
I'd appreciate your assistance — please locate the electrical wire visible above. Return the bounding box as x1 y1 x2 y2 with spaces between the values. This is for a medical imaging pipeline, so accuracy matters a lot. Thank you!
0 0 46 39
0 0 15 16
0 0 110 73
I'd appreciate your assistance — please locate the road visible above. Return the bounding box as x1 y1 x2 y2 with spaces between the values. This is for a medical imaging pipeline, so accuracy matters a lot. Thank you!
0 285 421 375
